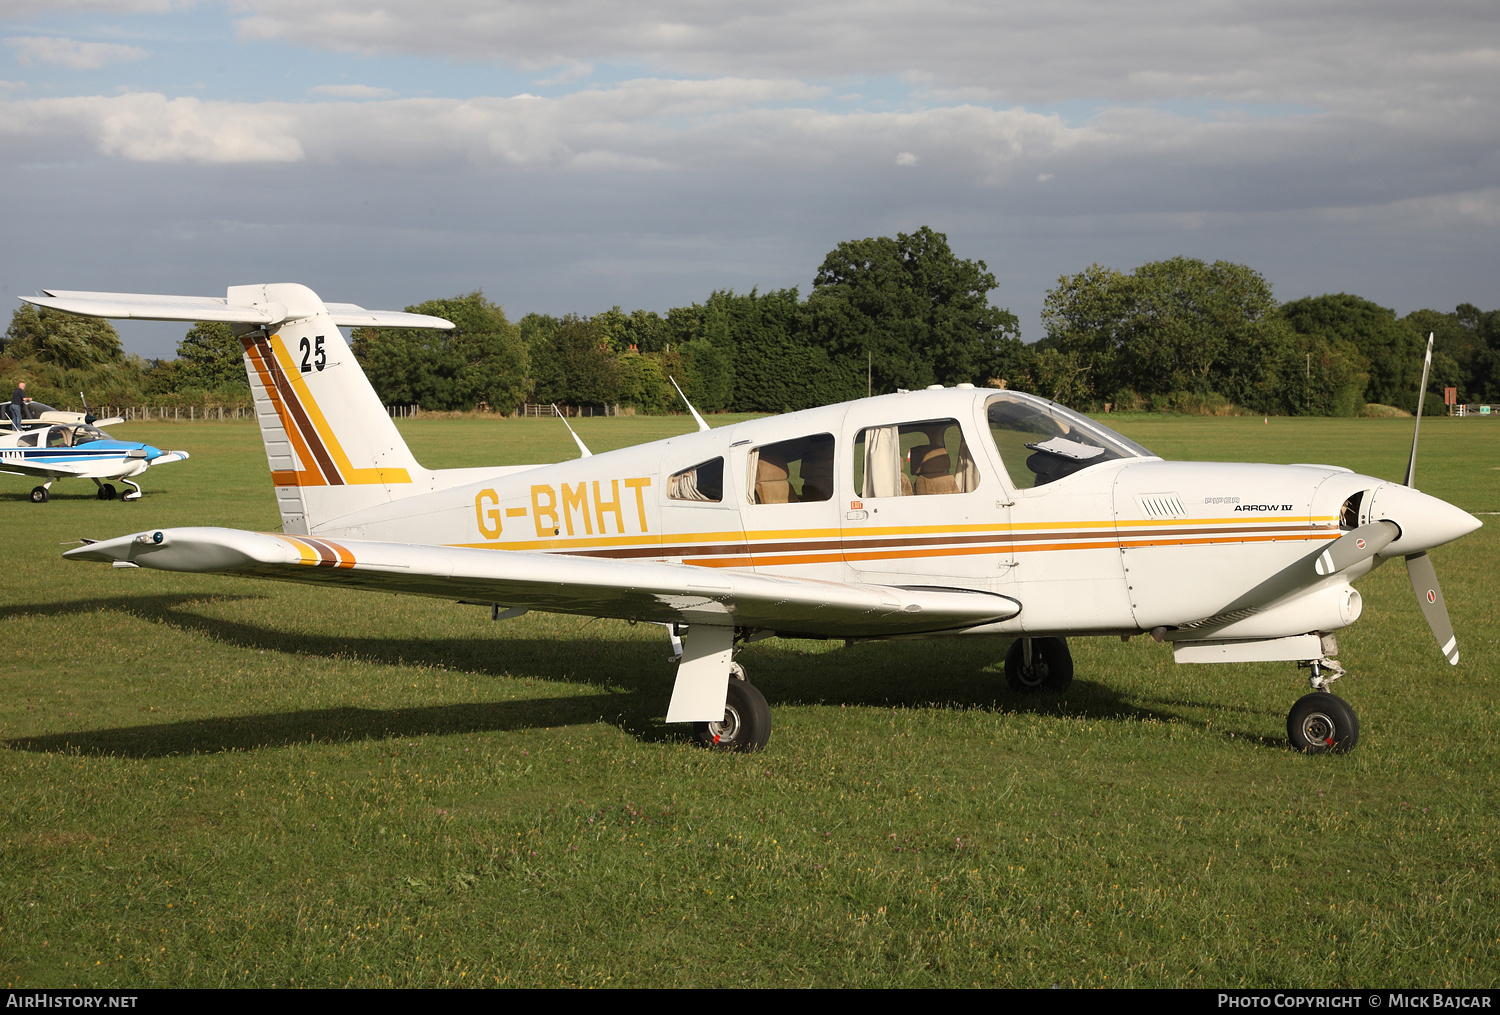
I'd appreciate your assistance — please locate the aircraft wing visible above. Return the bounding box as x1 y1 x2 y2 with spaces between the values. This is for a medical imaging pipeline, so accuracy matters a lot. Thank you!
0 457 88 480
63 527 1020 638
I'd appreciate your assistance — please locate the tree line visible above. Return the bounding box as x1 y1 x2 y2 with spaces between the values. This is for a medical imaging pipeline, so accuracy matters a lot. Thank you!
4 227 1497 417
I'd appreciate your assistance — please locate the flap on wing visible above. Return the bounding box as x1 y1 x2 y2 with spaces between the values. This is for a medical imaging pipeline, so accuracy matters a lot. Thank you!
64 527 1020 637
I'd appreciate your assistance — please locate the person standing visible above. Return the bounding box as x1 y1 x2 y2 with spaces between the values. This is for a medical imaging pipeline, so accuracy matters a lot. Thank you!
8 381 27 429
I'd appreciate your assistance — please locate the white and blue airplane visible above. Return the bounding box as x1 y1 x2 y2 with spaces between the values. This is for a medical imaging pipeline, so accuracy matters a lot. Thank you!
0 407 189 502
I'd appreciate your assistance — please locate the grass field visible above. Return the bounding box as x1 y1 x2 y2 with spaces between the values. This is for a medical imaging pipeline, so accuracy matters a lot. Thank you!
1 413 1496 988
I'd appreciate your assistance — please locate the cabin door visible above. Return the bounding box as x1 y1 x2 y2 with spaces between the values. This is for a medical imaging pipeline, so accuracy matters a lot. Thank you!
840 413 1013 590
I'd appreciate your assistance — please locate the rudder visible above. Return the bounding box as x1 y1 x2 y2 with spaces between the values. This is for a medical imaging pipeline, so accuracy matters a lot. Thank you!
233 283 434 534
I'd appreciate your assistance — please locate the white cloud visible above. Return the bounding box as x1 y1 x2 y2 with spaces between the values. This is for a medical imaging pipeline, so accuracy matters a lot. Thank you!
309 84 397 99
5 35 149 69
895 151 919 166
0 93 303 162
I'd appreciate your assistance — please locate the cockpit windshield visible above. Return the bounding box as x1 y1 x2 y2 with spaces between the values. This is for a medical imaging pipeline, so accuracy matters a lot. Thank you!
70 425 107 445
985 392 1155 489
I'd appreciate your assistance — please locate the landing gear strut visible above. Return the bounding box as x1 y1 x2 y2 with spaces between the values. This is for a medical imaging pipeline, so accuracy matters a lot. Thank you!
1004 636 1074 693
121 478 142 502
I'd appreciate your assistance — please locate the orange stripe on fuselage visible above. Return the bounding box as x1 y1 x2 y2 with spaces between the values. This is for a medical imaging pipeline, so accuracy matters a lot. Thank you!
444 517 1338 569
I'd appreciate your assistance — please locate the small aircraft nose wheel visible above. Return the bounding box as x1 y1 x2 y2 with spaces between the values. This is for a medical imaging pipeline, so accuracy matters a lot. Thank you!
96 484 116 501
29 486 49 503
1004 636 1074 693
692 678 772 752
1287 692 1359 754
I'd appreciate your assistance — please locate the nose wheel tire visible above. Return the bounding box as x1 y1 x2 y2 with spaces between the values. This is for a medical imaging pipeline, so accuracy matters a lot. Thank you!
96 484 116 501
29 486 48 503
692 678 772 753
1287 692 1359 754
1004 636 1074 693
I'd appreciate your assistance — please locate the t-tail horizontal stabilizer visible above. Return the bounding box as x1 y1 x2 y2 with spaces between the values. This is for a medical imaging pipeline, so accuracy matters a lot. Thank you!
22 290 455 330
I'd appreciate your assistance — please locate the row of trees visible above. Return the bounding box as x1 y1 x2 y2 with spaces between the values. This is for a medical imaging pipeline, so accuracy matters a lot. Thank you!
355 226 1025 415
4 227 1497 418
1035 258 1499 415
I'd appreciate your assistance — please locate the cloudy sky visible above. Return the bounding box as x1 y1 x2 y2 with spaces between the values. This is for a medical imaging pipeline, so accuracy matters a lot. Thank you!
2 1 1497 358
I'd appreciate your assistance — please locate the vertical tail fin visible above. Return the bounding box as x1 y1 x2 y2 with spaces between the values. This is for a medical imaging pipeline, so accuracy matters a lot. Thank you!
15 283 455 535
231 284 451 534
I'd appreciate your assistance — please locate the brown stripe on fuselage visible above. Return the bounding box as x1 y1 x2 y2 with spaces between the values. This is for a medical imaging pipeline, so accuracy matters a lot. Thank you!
557 520 1331 562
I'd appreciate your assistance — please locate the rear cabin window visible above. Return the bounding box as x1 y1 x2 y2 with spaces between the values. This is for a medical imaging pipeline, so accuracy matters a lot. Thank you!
852 419 979 497
747 434 835 504
668 457 724 502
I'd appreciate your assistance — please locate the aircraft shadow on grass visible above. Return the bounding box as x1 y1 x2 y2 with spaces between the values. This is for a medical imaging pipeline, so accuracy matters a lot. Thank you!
3 593 1278 756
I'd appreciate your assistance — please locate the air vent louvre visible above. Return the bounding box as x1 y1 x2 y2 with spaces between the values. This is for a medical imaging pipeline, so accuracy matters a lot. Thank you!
1135 492 1187 518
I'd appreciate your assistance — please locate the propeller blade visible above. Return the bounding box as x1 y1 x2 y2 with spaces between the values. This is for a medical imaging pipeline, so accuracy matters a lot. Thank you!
1314 520 1400 576
1404 332 1434 488
1406 551 1458 665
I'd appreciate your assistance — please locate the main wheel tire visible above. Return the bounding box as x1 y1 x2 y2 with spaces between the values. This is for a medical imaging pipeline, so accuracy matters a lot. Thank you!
692 678 772 752
97 484 116 501
30 486 48 503
1004 637 1073 693
1287 692 1359 754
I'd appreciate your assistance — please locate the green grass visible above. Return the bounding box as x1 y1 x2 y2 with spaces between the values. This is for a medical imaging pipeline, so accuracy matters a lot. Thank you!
1 414 1497 987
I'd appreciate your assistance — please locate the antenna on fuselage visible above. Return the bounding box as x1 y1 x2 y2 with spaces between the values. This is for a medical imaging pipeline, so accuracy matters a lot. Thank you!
551 404 592 458
1404 332 1433 488
669 376 710 433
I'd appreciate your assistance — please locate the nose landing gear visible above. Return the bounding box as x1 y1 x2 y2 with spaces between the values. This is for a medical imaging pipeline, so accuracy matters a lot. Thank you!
1287 657 1359 754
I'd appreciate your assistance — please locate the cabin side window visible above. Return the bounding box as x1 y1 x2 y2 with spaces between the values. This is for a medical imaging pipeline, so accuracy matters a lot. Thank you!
668 457 724 503
851 418 980 497
747 434 835 504
16 432 38 448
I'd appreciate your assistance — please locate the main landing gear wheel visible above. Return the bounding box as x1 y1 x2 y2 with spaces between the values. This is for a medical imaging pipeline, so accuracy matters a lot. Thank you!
692 677 772 753
96 484 116 501
29 486 48 503
1287 692 1359 754
1004 637 1073 693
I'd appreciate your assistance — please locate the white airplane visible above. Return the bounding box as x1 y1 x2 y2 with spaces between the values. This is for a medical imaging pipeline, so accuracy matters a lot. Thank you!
1 400 189 502
32 284 1480 754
